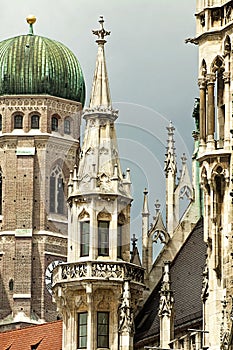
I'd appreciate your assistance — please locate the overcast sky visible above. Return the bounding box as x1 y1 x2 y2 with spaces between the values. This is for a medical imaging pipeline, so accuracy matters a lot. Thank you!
0 1 199 254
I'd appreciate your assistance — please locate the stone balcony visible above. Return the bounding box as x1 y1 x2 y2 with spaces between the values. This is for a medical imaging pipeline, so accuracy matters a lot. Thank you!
52 260 144 287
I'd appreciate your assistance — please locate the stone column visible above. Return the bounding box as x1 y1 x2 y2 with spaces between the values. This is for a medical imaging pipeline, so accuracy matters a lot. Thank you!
223 71 231 149
206 74 216 149
86 284 94 350
198 78 207 150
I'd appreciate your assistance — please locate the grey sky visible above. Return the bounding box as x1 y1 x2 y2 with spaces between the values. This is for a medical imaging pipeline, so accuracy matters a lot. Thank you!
0 1 199 250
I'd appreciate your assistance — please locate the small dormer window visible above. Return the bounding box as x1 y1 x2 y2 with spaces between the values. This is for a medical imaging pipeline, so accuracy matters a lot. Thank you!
51 116 58 131
31 115 40 129
14 115 23 129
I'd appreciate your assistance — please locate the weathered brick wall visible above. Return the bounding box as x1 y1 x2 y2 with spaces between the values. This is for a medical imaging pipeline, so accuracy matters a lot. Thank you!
0 95 81 325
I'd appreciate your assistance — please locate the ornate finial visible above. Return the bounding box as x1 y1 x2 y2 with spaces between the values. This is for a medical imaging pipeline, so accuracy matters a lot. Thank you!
143 188 148 195
131 234 138 250
181 153 187 165
154 199 161 214
26 15 36 35
92 16 111 43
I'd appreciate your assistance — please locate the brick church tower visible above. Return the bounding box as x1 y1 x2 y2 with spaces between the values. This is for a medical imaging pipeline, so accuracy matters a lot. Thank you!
0 16 85 330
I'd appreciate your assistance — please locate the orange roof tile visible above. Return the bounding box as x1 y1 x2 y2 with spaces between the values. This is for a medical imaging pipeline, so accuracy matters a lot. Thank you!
0 320 62 350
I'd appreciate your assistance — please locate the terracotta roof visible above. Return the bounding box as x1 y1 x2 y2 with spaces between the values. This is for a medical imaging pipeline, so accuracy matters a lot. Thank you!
0 320 62 350
135 218 206 345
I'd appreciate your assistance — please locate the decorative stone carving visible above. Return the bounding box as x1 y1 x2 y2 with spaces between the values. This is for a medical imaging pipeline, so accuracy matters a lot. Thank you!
61 263 87 280
212 9 221 22
125 264 144 284
220 297 232 350
226 5 232 23
78 209 90 220
92 263 123 279
201 260 209 302
118 280 134 334
200 13 205 27
97 208 111 221
158 262 174 317
99 146 109 155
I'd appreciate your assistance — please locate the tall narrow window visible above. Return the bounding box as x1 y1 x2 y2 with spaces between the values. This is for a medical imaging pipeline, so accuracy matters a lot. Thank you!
97 312 109 348
64 118 71 135
0 169 2 215
98 221 109 256
80 221 90 257
0 114 2 131
31 115 40 129
51 116 58 131
50 165 64 214
14 115 23 129
117 224 122 258
78 312 88 348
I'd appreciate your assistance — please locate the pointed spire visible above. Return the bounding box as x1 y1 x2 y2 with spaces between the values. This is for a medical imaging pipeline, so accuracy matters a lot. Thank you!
142 188 149 216
90 16 111 108
151 200 169 245
176 153 193 200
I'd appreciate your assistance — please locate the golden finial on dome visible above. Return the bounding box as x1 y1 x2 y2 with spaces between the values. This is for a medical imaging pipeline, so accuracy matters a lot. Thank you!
26 15 36 25
26 15 36 35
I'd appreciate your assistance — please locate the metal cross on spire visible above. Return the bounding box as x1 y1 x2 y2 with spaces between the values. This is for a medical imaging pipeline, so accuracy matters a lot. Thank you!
92 16 111 43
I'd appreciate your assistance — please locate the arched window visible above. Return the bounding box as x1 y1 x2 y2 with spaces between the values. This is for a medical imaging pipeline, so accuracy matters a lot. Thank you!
50 165 64 214
0 114 2 131
51 116 59 131
14 115 23 129
98 221 109 256
64 118 71 135
97 211 111 257
79 210 90 257
31 115 40 129
0 169 2 215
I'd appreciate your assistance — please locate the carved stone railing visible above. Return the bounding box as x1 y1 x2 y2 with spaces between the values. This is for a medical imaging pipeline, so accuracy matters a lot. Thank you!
52 261 144 286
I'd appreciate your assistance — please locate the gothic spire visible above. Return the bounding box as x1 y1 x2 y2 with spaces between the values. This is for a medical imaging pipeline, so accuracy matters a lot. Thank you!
89 16 112 108
142 188 149 216
176 153 193 201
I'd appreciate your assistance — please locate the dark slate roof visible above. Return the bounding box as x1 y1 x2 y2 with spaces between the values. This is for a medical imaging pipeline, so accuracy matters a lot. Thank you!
135 217 206 346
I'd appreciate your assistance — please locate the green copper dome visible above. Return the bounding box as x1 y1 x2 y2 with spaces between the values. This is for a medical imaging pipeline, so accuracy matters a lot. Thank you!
0 34 85 105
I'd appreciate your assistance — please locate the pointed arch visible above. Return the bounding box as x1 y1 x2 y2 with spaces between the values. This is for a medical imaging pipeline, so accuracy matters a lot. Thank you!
201 166 210 195
200 59 207 77
224 35 231 55
97 209 111 257
78 209 90 221
211 55 225 73
49 164 65 214
78 209 90 257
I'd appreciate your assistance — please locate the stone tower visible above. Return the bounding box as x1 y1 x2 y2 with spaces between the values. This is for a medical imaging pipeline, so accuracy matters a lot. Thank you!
194 1 233 348
0 16 85 329
53 17 144 350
